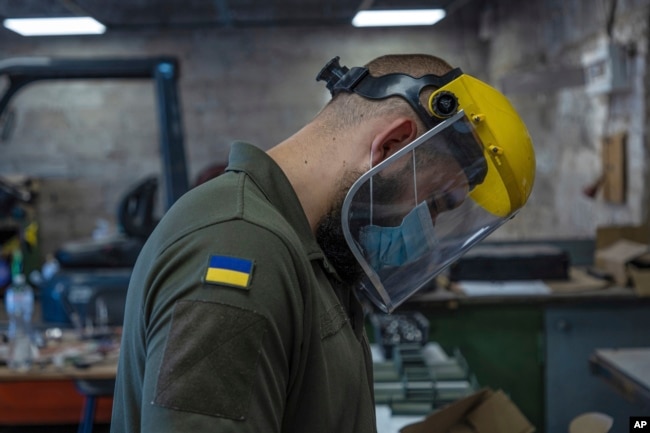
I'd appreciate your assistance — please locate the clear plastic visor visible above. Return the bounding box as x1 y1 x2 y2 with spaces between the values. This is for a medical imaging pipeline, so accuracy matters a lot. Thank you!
341 111 516 313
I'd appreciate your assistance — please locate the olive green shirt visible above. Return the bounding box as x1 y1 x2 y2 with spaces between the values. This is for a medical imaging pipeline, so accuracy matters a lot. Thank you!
111 142 377 433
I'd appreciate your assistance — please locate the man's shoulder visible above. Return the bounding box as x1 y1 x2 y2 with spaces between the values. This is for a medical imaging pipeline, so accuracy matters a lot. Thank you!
152 172 304 256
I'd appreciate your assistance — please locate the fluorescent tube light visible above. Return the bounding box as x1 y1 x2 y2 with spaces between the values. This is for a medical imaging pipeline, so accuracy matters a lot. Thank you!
3 17 106 36
352 9 446 27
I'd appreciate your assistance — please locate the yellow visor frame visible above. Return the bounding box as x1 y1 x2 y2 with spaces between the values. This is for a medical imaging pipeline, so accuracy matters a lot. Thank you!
428 75 535 217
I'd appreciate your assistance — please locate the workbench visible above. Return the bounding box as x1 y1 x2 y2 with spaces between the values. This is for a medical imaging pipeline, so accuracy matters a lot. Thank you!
401 244 650 433
590 348 650 409
0 328 118 426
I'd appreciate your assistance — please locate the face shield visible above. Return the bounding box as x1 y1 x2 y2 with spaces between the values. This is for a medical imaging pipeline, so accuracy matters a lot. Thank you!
317 58 536 313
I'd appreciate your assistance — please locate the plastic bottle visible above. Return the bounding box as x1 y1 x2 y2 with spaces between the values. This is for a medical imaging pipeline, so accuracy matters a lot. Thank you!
5 273 35 371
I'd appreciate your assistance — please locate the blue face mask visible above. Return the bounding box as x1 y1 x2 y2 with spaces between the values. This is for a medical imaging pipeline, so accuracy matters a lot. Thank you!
358 201 438 271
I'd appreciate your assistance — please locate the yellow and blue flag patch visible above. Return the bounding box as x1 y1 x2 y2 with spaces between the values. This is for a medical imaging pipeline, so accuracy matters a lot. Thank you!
203 254 254 289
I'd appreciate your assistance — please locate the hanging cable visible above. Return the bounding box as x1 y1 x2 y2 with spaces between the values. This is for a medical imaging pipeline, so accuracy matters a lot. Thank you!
606 0 618 39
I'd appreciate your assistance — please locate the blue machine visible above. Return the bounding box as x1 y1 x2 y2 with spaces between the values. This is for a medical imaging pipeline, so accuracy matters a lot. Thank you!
41 176 158 324
41 268 132 325
0 57 190 325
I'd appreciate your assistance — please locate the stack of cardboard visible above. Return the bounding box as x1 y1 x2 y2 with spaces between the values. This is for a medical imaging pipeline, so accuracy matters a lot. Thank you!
594 224 650 296
399 388 534 433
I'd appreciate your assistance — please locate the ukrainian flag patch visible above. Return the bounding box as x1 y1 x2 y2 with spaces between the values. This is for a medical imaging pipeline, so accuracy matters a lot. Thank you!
203 255 254 289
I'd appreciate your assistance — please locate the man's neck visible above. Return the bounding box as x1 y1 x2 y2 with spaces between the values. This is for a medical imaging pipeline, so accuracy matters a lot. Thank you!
267 123 349 233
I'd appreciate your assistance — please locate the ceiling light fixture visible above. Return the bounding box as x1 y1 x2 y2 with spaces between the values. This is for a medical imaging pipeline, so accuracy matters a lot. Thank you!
352 9 446 27
3 17 106 36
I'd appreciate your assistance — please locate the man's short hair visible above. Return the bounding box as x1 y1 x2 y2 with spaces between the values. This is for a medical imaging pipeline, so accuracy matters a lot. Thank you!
320 54 454 133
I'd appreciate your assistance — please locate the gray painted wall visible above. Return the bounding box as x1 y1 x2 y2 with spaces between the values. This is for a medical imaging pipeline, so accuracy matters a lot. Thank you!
486 0 650 239
1 0 649 261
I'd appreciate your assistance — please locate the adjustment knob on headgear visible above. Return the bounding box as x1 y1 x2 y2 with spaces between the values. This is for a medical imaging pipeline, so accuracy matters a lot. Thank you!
316 56 350 93
430 91 459 118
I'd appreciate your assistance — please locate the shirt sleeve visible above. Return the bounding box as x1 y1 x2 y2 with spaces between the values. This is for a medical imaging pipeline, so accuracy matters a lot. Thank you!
138 219 307 432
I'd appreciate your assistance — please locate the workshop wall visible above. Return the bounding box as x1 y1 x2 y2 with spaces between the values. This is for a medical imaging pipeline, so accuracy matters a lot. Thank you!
482 0 650 239
0 0 649 263
0 9 486 258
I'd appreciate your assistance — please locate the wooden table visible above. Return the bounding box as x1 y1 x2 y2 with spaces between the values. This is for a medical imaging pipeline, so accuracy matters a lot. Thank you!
409 267 636 308
589 347 650 408
0 361 117 382
0 330 119 426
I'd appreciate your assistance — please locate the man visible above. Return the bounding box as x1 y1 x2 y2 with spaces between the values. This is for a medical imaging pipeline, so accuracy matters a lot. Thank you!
111 54 535 432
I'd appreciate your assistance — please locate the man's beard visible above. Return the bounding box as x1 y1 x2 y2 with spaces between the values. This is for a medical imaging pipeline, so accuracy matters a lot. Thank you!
316 204 364 286
315 169 405 287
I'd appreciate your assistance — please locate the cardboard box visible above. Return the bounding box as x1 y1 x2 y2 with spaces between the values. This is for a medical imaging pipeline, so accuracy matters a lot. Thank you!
594 239 649 287
627 252 650 296
595 224 650 249
400 388 534 433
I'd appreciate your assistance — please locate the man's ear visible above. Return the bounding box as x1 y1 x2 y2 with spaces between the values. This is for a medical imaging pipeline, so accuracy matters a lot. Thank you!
370 118 418 166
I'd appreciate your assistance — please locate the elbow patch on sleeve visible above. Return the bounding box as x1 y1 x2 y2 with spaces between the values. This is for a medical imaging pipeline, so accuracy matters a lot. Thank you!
153 300 268 420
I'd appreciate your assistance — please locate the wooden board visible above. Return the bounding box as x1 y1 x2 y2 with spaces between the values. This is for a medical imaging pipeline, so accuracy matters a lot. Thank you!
601 132 627 204
0 380 113 425
590 347 650 407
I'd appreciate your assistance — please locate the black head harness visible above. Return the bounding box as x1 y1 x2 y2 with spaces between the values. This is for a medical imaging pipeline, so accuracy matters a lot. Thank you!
316 56 463 129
